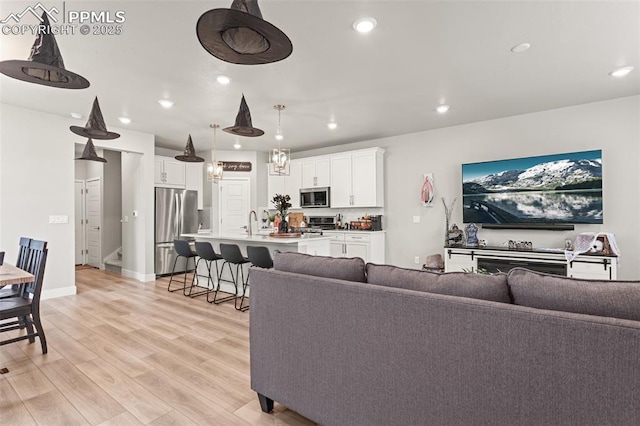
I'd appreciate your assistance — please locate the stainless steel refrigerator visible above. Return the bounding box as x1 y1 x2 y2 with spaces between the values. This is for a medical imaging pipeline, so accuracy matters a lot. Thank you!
155 188 199 275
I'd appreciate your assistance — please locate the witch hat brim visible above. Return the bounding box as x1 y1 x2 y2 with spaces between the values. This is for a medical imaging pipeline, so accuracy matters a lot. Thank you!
70 97 120 140
196 1 292 65
0 13 89 89
76 139 107 162
175 135 205 162
223 95 264 137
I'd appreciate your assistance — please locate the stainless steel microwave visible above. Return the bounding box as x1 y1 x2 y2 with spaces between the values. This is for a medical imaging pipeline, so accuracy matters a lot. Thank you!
300 187 330 208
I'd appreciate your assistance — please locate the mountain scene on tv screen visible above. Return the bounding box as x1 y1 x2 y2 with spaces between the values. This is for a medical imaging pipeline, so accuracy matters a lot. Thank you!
463 153 603 224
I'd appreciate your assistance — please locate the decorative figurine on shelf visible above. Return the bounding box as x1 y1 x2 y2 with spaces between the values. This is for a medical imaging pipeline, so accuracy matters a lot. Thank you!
271 193 291 233
465 223 479 247
448 224 464 247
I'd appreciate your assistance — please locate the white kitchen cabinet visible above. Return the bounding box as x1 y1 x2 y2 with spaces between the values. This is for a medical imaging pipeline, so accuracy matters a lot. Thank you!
444 247 618 280
302 157 330 188
267 160 303 209
185 162 204 209
325 231 386 263
330 148 384 208
155 156 186 188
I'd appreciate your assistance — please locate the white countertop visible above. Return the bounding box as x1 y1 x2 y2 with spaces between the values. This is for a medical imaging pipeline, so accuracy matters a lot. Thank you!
181 232 332 245
322 230 386 234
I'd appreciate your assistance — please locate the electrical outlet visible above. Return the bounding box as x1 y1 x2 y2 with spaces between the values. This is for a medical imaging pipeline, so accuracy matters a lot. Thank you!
414 256 421 264
413 216 420 223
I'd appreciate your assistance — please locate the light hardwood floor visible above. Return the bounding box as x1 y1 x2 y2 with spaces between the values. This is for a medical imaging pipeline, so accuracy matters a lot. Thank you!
0 268 315 425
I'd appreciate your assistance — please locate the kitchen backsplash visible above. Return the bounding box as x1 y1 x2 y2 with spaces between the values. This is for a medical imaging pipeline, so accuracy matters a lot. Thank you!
258 206 385 226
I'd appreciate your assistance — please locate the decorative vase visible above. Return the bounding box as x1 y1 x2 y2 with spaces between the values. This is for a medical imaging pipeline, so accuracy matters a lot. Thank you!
278 219 288 233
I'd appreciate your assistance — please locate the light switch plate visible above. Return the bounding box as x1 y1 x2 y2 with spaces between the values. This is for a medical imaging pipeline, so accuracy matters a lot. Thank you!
49 215 69 224
413 216 420 223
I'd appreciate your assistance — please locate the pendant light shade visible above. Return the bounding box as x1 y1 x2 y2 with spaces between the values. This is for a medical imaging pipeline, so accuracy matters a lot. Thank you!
70 97 120 140
223 95 264 137
196 0 293 65
0 13 90 89
269 104 290 176
176 134 205 162
76 139 107 163
207 124 224 183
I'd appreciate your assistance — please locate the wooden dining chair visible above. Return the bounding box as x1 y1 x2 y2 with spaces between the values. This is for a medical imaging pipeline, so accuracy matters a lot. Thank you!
0 237 32 300
0 239 48 354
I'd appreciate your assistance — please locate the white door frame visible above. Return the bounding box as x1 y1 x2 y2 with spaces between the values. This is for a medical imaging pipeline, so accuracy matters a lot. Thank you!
74 180 87 265
217 177 251 235
86 177 103 269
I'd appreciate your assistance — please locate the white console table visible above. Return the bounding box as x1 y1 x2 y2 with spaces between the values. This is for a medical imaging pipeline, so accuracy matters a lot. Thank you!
444 246 618 280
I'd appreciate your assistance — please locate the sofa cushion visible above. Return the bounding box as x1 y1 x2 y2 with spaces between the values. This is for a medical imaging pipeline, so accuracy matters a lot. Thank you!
508 267 640 321
365 263 511 303
273 251 367 283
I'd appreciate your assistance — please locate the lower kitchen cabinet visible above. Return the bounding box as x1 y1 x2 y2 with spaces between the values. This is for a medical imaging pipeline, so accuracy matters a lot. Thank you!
326 231 385 264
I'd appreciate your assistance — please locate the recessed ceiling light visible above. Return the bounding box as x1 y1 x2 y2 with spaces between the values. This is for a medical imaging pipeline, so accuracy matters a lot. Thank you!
609 66 634 77
70 112 83 119
118 117 131 124
436 105 450 114
275 134 284 141
158 99 174 108
216 75 231 85
511 43 531 53
233 141 242 149
353 17 377 33
327 122 338 130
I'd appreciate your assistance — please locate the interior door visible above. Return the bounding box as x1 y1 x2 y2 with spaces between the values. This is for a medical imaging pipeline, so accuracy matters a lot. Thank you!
219 179 250 235
86 178 102 268
74 180 86 265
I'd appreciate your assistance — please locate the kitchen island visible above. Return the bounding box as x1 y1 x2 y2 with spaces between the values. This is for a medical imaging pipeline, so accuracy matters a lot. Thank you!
181 232 332 296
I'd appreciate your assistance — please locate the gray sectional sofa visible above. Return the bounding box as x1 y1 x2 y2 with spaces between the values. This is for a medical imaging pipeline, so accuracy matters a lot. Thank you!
250 252 640 426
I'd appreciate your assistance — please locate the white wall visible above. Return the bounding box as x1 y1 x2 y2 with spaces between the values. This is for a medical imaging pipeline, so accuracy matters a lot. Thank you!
0 104 156 297
296 97 640 279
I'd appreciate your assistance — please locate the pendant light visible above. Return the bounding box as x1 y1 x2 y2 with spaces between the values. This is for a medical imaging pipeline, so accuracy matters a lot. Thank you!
269 104 290 176
207 124 224 183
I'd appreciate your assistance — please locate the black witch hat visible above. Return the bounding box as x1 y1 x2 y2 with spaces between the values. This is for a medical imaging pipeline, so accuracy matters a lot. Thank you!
196 0 292 65
70 97 120 140
0 13 90 89
175 134 205 162
76 139 107 163
223 95 264 137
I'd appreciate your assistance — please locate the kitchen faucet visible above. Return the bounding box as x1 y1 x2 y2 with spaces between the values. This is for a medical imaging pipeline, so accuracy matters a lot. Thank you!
248 210 257 236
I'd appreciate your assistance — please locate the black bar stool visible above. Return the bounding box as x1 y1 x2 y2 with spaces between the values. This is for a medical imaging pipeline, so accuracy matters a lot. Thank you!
167 240 198 295
214 243 249 306
242 246 274 312
192 241 224 299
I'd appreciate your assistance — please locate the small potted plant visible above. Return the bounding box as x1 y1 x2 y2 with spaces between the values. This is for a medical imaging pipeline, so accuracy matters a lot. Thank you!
271 194 291 233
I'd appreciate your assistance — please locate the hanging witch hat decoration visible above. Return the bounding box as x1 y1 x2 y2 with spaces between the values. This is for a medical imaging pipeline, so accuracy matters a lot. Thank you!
175 134 205 162
0 13 90 89
70 97 121 140
196 0 293 65
223 94 264 137
76 139 107 163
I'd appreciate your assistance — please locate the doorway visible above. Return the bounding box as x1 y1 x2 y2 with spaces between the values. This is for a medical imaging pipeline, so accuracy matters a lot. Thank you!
74 180 86 265
219 178 250 235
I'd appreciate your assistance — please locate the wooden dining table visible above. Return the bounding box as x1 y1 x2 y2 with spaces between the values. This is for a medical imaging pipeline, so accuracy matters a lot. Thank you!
0 263 34 288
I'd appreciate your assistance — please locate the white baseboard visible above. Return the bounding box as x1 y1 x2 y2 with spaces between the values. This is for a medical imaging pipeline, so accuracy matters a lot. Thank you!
42 285 77 300
121 269 156 283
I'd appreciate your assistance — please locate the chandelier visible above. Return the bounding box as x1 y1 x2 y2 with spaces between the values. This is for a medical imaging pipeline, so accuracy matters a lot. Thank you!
207 124 224 182
269 104 290 176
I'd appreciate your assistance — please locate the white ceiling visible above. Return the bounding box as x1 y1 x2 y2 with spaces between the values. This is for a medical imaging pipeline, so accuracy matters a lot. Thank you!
1 1 638 153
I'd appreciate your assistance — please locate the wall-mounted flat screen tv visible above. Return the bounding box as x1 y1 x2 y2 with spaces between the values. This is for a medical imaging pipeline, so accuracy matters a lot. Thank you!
462 150 603 225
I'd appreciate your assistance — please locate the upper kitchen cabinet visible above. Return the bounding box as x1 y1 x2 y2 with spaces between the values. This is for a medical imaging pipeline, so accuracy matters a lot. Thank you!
267 160 303 209
155 156 186 188
301 157 330 188
185 162 204 209
330 148 384 208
